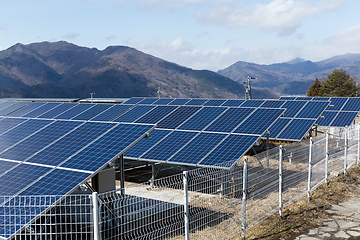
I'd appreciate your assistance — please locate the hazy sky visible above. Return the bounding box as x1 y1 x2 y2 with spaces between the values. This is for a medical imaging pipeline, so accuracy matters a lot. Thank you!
1 0 360 71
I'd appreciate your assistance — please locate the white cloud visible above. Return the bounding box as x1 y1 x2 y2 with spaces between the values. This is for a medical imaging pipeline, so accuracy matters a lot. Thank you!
62 33 79 39
195 0 346 36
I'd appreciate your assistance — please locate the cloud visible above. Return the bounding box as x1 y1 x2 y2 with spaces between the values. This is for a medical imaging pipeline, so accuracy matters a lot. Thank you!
105 35 117 40
62 33 79 39
195 0 346 36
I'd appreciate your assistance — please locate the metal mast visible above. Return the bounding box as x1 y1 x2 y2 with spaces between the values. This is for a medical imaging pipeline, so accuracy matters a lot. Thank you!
244 76 256 100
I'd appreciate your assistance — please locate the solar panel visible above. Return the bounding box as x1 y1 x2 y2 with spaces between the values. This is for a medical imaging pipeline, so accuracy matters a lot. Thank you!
112 105 155 123
0 102 30 116
221 99 245 107
330 111 358 127
54 103 95 120
240 100 265 107
185 99 208 106
152 98 174 105
296 97 313 101
0 101 17 110
316 111 338 126
7 102 46 117
177 107 227 131
204 99 226 106
90 104 134 121
167 98 191 105
261 100 285 108
281 100 307 117
124 129 172 159
204 107 255 133
168 132 227 165
234 108 285 135
122 97 145 104
279 96 296 100
0 159 19 175
22 102 62 118
37 103 78 119
266 118 292 139
72 104 112 120
134 105 178 124
156 106 201 129
0 118 28 135
312 97 331 101
276 119 315 141
198 134 259 168
138 98 159 105
140 131 198 162
295 101 329 119
328 97 347 110
341 98 360 111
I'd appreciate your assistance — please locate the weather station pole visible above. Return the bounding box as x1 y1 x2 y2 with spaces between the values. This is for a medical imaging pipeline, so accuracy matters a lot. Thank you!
244 76 256 100
90 92 95 103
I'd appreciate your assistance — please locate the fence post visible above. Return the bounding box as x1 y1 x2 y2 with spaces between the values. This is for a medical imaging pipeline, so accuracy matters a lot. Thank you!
325 132 329 185
307 137 313 202
92 192 100 240
279 146 283 218
183 171 190 240
344 127 348 175
358 123 360 167
242 157 248 240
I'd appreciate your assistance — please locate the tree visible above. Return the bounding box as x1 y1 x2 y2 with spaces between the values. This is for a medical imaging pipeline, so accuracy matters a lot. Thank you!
307 78 321 97
318 69 359 97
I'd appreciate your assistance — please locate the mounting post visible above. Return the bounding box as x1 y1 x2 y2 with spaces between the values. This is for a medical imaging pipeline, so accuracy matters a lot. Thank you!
279 145 283 218
183 171 190 240
325 132 329 185
266 130 270 169
358 123 360 167
92 192 100 240
242 156 248 240
307 137 313 202
344 127 348 175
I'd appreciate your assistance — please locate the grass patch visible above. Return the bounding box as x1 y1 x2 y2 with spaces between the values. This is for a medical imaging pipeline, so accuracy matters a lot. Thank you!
242 165 360 240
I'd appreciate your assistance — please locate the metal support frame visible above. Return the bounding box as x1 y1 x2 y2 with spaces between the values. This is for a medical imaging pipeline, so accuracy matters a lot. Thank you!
92 192 100 240
242 156 248 240
344 127 348 175
119 155 125 196
358 123 360 167
279 146 283 218
150 162 155 188
325 132 329 185
266 130 270 169
307 137 313 202
183 171 190 240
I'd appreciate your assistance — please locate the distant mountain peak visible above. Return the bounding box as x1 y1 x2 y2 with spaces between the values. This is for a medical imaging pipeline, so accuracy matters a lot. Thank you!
286 58 307 64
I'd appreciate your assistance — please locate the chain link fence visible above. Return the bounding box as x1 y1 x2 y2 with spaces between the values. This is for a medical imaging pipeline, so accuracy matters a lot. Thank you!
3 125 360 239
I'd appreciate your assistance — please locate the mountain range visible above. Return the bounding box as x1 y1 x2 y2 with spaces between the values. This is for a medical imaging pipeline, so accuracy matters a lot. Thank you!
0 41 359 99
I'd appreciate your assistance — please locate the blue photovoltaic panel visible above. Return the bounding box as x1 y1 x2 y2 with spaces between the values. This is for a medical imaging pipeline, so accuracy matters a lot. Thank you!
329 97 347 110
199 134 259 168
341 98 360 111
0 164 51 196
185 99 208 106
204 99 227 106
157 106 201 129
168 132 227 165
22 102 62 118
124 129 172 159
330 111 358 127
234 108 285 135
112 105 155 123
90 104 134 121
281 100 307 117
221 99 245 107
138 98 159 105
261 100 285 108
168 99 191 105
54 103 95 120
295 101 329 119
8 102 45 117
279 96 296 100
240 100 265 107
135 105 178 124
0 160 19 175
141 131 198 162
60 123 155 172
37 103 78 119
27 121 115 166
72 104 112 120
205 107 255 133
122 97 144 104
277 119 315 141
0 121 82 161
152 98 174 105
0 102 30 116
19 169 91 196
317 111 339 126
266 118 292 139
177 107 227 131
296 97 313 101
312 97 331 101
0 119 53 153
0 101 16 110
0 118 27 135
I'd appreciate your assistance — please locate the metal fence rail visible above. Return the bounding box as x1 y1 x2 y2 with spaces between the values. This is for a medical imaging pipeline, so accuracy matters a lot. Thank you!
4 125 360 239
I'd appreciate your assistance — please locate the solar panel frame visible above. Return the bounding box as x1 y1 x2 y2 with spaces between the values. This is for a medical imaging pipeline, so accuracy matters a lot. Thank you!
134 105 179 124
112 105 156 123
137 98 159 105
7 102 46 117
260 100 286 108
203 99 226 106
316 110 339 126
328 97 348 110
221 99 245 107
71 104 113 121
240 100 265 108
167 98 191 105
22 102 62 118
122 97 145 104
341 98 360 111
330 111 358 127
276 118 315 141
54 103 95 120
152 98 175 105
37 103 78 119
90 104 134 122
156 106 202 129
279 96 296 100
185 99 208 106
0 102 32 116
295 101 329 119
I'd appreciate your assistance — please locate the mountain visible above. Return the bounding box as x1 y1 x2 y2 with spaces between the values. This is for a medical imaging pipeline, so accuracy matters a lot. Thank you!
0 41 275 99
218 53 360 95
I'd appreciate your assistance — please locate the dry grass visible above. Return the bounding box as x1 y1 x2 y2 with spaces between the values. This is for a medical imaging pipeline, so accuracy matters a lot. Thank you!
241 165 360 240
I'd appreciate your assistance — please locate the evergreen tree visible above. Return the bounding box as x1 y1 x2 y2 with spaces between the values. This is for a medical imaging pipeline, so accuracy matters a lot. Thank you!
318 69 359 97
307 78 321 97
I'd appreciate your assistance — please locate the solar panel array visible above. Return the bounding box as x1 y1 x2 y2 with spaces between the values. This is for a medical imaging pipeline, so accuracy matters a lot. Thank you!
279 96 360 127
